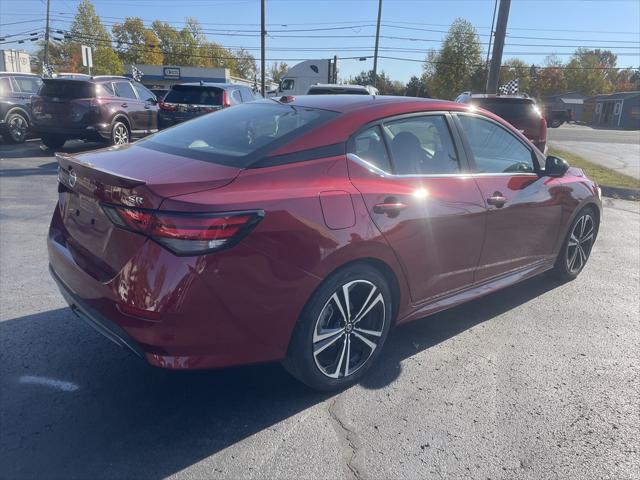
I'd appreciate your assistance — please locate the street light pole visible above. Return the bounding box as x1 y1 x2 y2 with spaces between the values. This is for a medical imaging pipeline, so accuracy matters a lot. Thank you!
260 0 266 96
372 0 382 87
486 0 511 94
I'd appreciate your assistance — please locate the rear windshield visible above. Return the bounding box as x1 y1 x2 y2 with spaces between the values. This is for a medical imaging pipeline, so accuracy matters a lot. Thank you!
164 85 223 105
39 80 96 99
471 98 536 122
308 88 369 95
139 102 338 167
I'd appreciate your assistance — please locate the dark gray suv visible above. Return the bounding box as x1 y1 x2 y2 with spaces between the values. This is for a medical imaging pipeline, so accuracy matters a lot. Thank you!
0 72 42 143
31 76 158 149
158 82 258 129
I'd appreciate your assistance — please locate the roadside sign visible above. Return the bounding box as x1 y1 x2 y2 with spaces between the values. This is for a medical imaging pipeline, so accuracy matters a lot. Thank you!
81 45 93 68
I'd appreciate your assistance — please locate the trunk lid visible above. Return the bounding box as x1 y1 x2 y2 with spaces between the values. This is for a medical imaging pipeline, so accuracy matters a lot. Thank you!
32 79 98 127
55 144 242 277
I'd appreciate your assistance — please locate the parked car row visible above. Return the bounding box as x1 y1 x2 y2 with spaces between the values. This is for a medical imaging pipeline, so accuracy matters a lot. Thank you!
0 72 259 147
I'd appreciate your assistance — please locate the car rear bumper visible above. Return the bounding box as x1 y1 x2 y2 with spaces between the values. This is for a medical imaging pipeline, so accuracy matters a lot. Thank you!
50 265 145 359
47 204 320 370
31 123 110 139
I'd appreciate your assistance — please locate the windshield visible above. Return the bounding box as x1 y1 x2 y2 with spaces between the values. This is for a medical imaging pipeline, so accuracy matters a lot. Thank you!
138 102 338 167
164 85 224 105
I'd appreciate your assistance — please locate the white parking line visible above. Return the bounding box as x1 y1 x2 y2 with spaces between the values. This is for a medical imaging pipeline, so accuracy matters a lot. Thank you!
19 375 79 392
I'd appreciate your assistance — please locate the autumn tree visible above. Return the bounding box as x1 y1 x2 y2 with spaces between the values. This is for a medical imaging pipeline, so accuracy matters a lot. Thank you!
112 17 162 65
37 0 122 74
564 49 616 96
533 55 568 97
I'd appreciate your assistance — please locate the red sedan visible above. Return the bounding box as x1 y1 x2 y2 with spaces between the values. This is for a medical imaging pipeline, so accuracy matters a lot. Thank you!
48 95 601 391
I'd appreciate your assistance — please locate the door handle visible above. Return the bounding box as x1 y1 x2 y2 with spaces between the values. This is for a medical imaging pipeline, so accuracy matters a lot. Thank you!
373 201 408 216
121 103 128 108
144 105 150 109
487 192 507 208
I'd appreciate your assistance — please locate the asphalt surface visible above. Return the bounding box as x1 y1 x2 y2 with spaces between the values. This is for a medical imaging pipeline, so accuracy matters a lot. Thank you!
548 124 640 180
1 140 639 480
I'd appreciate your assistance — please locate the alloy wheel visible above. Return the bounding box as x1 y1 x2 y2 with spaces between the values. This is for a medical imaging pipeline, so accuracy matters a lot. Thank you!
313 280 386 379
566 213 595 274
9 115 27 142
113 123 129 145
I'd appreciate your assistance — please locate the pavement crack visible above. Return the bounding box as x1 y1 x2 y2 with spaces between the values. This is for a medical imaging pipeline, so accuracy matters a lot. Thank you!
328 395 363 480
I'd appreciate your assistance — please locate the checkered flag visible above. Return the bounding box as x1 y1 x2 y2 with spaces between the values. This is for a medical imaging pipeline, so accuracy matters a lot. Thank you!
499 78 518 95
131 65 143 82
42 63 55 78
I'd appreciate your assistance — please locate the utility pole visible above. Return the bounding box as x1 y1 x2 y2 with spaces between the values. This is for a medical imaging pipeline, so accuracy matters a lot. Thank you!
260 0 266 96
333 55 338 83
486 0 511 94
484 0 498 90
43 0 51 72
372 0 382 87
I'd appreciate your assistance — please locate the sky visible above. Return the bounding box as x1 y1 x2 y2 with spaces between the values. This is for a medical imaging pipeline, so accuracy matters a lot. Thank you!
1 0 639 82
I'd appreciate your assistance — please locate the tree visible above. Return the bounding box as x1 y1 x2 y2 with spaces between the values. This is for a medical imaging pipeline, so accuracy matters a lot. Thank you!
112 17 162 65
405 75 429 97
232 48 257 79
533 55 568 97
269 62 289 83
37 0 122 74
421 18 483 99
565 49 616 96
611 68 640 92
351 70 405 95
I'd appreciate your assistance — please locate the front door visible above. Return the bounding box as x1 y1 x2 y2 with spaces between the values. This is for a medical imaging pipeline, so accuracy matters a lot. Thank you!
113 81 146 133
454 113 563 282
347 113 486 304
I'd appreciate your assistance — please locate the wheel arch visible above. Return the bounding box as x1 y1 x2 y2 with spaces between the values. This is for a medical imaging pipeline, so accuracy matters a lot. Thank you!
5 106 31 124
111 114 131 131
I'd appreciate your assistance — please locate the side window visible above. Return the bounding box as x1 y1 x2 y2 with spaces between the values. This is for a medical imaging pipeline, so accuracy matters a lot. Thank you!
458 115 534 173
239 88 253 102
231 90 242 104
113 81 137 99
133 83 156 102
97 83 115 96
383 115 460 175
13 77 41 93
280 79 294 91
0 77 13 95
350 126 392 173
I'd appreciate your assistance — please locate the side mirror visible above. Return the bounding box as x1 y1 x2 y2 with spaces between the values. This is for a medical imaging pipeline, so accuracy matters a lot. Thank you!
545 155 569 177
149 97 158 105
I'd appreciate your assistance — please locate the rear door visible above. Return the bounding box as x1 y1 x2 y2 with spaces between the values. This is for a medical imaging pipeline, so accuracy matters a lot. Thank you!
347 113 486 304
113 81 145 133
454 113 562 282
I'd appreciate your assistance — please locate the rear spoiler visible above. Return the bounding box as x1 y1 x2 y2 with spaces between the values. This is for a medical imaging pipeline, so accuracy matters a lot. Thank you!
56 153 145 189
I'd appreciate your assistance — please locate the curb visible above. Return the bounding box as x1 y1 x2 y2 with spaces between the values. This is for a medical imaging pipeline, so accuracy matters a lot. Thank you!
600 185 640 201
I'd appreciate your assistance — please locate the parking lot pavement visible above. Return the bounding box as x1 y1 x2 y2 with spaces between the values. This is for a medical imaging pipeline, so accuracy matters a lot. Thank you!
1 142 639 480
548 124 640 179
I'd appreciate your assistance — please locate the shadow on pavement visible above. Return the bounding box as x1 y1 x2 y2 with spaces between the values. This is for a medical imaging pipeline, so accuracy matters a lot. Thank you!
0 139 105 160
0 274 562 479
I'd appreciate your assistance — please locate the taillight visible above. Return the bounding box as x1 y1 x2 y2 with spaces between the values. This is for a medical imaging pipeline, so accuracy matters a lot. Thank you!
102 206 264 255
222 91 230 108
159 102 177 111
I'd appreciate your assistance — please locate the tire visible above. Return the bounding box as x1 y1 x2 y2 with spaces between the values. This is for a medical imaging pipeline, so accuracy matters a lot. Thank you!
550 118 563 128
110 120 130 146
2 112 29 144
283 263 393 391
550 207 597 281
41 134 66 149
